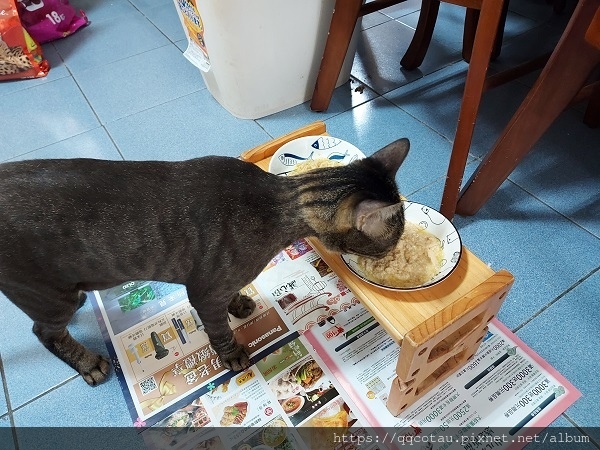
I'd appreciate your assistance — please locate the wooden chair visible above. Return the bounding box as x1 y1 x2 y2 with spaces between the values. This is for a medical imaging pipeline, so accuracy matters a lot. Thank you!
310 0 510 220
400 0 509 70
309 0 506 112
382 0 568 219
399 0 509 219
310 0 407 113
455 0 600 216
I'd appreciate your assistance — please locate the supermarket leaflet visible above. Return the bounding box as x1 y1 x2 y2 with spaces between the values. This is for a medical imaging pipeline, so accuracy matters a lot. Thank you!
90 239 353 428
304 303 581 450
92 280 296 427
142 335 380 450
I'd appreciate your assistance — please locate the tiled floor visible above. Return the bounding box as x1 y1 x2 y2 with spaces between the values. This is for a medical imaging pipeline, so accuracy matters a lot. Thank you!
1 0 598 448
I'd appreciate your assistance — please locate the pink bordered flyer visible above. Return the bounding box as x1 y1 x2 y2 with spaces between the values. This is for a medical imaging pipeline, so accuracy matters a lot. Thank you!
304 303 581 450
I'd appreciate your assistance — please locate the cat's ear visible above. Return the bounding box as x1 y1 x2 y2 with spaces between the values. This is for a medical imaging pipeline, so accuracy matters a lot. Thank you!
354 199 404 238
369 138 410 177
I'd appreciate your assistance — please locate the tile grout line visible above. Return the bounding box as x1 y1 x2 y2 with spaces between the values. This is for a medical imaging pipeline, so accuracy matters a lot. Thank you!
9 375 80 416
252 121 276 141
1 128 107 164
504 177 600 241
562 412 600 449
512 266 600 335
0 352 18 448
56 41 175 81
67 65 132 161
103 126 128 161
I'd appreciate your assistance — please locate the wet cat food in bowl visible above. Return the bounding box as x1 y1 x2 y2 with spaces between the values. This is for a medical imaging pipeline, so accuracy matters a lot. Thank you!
268 136 365 175
342 202 462 291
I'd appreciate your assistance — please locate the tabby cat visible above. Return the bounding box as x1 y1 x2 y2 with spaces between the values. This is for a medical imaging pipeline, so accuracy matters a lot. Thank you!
0 138 409 386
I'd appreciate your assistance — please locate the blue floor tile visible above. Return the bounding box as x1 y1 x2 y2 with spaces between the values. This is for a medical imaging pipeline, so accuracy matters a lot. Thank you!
71 0 139 23
53 10 170 74
406 157 479 210
361 11 391 30
74 44 205 124
14 427 145 450
256 79 379 139
516 270 600 442
380 0 422 19
128 0 173 15
398 4 471 53
6 127 123 163
452 186 600 330
509 0 576 25
399 3 537 52
144 3 187 43
397 2 531 64
174 38 188 52
384 62 532 157
0 77 99 161
505 110 600 239
488 24 564 75
105 90 272 160
523 415 598 450
351 20 428 95
12 374 134 428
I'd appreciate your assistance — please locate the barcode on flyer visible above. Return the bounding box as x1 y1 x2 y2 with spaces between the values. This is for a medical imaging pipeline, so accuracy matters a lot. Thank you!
140 376 158 395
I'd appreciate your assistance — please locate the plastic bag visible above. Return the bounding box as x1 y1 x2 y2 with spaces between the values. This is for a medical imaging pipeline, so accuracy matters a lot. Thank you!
16 0 88 44
1 0 49 81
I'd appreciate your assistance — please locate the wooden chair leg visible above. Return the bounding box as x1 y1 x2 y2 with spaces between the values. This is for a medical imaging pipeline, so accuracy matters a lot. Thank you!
310 0 363 112
550 0 567 14
456 0 600 216
583 84 600 128
400 0 441 70
462 8 479 63
439 0 505 220
462 1 509 63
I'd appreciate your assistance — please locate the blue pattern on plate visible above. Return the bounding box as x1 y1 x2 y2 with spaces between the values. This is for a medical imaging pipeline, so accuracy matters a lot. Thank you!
278 151 314 166
311 136 341 149
327 150 350 161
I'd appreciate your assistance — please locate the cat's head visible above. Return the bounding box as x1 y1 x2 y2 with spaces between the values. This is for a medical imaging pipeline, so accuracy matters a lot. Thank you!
299 138 410 258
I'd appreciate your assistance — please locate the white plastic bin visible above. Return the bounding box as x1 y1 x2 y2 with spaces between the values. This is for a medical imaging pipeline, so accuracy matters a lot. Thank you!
173 0 361 119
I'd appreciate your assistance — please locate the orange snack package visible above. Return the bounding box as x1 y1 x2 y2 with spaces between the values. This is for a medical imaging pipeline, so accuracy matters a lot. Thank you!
1 0 49 81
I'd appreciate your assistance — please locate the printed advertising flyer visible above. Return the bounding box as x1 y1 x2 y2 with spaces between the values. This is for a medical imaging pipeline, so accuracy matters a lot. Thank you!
90 239 580 450
303 304 581 450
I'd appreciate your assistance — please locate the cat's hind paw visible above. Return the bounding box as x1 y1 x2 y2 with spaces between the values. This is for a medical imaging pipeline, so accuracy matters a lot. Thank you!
219 344 250 372
80 354 111 386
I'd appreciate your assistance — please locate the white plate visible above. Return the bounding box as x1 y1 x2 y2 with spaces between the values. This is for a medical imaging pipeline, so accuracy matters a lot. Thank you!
268 136 365 175
341 202 462 291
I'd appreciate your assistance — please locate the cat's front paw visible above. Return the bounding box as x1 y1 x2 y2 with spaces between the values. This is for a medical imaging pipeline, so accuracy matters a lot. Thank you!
80 354 111 386
219 344 250 372
228 294 256 319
